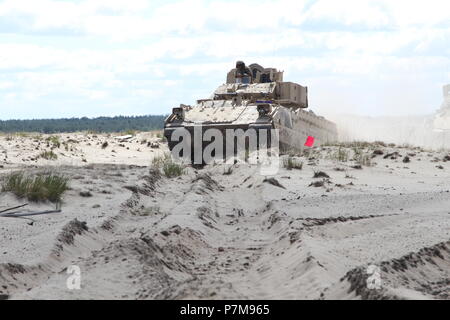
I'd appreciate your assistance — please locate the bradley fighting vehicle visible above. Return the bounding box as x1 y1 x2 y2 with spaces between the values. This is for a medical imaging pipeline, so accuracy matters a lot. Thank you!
164 61 338 163
433 84 450 131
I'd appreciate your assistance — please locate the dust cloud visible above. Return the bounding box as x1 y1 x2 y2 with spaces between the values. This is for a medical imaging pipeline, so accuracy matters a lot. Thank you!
328 113 450 150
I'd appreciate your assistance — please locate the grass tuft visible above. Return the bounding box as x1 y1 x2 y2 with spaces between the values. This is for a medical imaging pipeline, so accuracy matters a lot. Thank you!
39 150 58 160
152 153 185 178
283 156 303 170
1 171 69 203
223 166 234 175
46 136 61 148
163 160 184 178
331 147 349 162
151 153 171 169
354 151 372 167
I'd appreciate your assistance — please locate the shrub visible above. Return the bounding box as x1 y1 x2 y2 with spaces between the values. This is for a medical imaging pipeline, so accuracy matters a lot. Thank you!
283 156 303 170
39 150 58 160
354 152 372 167
1 171 69 202
152 153 185 178
332 147 349 162
373 141 387 147
151 153 171 169
163 161 184 178
372 149 384 156
46 136 61 148
223 166 234 175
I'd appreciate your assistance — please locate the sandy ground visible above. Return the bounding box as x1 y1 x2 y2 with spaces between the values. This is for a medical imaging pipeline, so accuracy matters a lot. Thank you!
0 132 449 300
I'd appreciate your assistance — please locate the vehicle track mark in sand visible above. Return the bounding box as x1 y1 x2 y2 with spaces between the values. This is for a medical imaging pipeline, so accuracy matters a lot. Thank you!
324 239 450 299
3 163 450 300
120 171 450 300
1 169 165 299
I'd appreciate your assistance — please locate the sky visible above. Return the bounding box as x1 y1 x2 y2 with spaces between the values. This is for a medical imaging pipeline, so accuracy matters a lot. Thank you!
0 0 450 120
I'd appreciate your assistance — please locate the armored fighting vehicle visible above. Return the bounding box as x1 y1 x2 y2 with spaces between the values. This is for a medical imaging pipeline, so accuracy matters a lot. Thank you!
164 61 338 163
433 84 450 131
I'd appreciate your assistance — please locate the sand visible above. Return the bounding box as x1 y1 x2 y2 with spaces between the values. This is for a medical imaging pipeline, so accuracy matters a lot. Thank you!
0 132 449 300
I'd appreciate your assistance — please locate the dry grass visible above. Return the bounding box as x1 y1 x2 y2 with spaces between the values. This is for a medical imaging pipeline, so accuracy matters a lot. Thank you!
223 166 234 175
39 150 58 160
151 153 171 169
163 161 184 178
283 156 303 170
152 153 185 178
331 147 349 162
326 141 388 149
353 148 372 167
46 136 61 148
1 171 69 203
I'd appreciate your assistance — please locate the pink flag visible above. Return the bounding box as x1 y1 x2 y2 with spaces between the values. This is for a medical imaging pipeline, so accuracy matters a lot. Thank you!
304 136 315 147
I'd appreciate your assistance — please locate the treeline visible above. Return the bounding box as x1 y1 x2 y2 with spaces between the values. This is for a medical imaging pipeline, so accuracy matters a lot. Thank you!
0 115 166 133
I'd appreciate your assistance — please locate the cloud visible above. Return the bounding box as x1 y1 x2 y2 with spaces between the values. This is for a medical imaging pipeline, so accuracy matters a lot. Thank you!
304 0 390 28
2 0 449 37
0 0 449 119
